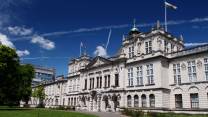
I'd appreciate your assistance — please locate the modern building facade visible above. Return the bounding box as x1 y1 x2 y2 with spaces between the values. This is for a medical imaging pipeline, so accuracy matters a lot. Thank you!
30 21 208 113
32 66 55 86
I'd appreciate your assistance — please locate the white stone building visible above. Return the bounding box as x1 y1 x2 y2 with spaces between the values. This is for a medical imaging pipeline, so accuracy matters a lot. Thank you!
31 21 208 113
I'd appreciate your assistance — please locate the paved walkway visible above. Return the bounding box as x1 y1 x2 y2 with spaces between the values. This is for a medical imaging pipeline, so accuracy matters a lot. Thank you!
79 111 127 117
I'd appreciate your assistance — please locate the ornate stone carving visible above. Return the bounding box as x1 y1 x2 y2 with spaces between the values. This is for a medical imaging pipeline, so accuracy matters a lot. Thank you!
181 63 186 70
197 60 202 68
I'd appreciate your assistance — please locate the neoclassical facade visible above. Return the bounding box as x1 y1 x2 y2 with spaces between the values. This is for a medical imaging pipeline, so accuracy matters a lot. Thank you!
30 21 208 112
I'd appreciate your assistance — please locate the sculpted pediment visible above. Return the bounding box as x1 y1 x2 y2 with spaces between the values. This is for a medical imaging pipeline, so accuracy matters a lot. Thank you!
86 56 111 68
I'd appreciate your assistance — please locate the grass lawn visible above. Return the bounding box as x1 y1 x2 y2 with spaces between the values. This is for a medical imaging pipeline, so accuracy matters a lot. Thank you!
149 113 208 117
0 108 97 117
121 108 208 117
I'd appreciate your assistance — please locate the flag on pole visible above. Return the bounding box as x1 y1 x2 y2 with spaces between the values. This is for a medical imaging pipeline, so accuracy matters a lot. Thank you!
165 1 177 10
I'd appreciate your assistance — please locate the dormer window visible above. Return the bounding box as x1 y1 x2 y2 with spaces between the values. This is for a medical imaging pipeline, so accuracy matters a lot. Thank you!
128 46 134 58
145 41 152 54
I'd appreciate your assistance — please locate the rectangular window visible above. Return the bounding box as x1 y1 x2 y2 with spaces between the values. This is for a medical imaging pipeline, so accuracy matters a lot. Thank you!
145 41 152 54
90 78 94 89
188 61 197 82
136 66 143 85
164 40 169 53
96 77 99 88
175 94 183 108
115 74 119 87
190 93 199 108
108 75 110 87
104 76 107 88
89 78 92 90
128 46 134 58
99 77 102 88
147 64 154 85
131 46 134 58
84 79 87 90
128 68 134 86
173 64 181 84
204 58 208 80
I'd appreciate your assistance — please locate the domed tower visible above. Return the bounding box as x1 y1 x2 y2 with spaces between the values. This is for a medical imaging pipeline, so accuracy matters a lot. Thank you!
128 19 140 36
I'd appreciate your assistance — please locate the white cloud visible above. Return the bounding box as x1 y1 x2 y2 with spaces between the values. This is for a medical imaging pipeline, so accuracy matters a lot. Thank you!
20 56 69 60
40 16 208 37
16 49 30 57
0 33 30 57
11 16 208 42
31 35 55 50
41 24 129 37
7 26 33 36
94 46 108 58
184 43 208 47
190 17 208 23
0 33 15 48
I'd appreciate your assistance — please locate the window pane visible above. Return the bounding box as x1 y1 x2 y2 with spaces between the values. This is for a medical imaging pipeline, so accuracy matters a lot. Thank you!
190 93 199 108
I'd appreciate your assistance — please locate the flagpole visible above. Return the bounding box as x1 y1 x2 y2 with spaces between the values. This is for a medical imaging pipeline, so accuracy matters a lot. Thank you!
80 42 82 57
164 0 167 32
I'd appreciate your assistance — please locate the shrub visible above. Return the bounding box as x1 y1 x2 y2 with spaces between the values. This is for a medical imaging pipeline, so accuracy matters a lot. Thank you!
121 108 144 117
65 106 71 110
57 105 65 110
71 106 75 111
36 103 45 108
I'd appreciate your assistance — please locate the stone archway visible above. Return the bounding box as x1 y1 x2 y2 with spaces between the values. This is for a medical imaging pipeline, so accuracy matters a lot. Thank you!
102 95 109 110
90 90 97 111
112 94 119 111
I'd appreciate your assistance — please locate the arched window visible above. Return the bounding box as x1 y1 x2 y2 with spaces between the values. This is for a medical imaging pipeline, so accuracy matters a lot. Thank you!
149 94 155 107
134 95 139 107
141 94 146 107
127 95 132 107
103 95 109 109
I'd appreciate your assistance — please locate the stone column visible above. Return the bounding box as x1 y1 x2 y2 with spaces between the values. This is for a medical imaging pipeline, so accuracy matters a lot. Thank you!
90 97 93 111
146 95 150 108
120 93 125 107
97 95 101 112
139 95 142 108
101 99 105 112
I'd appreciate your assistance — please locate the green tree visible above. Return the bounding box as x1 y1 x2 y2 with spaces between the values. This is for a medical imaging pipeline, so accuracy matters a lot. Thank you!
32 85 45 107
0 45 35 106
0 45 20 105
18 64 35 105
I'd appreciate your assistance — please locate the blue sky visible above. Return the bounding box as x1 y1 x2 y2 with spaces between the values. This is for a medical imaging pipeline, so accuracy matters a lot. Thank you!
0 0 208 76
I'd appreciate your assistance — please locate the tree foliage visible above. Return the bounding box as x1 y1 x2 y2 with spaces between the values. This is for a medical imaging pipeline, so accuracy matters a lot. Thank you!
0 45 34 106
32 85 45 100
32 85 45 107
0 45 20 105
18 64 35 104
